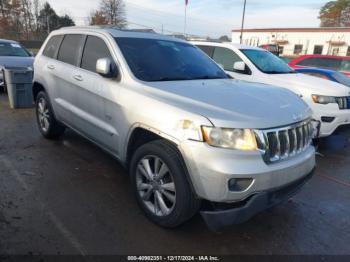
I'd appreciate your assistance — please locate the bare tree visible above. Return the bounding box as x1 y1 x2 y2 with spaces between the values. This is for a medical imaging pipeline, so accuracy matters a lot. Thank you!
99 0 127 28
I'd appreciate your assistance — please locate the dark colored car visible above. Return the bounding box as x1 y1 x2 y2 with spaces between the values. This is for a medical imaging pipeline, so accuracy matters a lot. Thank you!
259 44 280 56
289 55 350 77
0 39 34 90
295 67 350 87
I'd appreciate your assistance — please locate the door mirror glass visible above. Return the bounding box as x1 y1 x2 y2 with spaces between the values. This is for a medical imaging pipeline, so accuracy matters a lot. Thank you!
233 61 246 72
96 58 118 78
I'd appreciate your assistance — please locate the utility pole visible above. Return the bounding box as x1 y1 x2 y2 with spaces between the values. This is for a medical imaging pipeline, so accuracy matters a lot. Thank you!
240 0 247 44
47 15 50 35
184 0 188 37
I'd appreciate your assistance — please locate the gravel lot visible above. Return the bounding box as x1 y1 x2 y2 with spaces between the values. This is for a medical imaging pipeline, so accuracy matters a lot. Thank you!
0 93 350 256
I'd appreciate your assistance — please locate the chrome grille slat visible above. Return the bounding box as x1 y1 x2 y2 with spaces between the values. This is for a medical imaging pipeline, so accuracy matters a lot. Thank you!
257 120 313 164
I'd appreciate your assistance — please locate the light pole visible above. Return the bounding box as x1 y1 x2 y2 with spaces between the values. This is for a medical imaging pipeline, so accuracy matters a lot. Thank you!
240 0 247 44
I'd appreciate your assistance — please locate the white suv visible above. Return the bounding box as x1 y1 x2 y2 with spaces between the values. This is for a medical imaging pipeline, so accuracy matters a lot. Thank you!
193 42 350 138
33 27 315 230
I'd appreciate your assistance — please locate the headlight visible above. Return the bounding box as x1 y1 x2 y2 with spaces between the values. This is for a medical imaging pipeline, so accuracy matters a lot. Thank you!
201 127 257 151
312 95 337 104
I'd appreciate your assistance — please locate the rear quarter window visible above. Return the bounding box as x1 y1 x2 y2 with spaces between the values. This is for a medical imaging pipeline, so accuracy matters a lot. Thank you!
57 34 86 66
43 35 64 59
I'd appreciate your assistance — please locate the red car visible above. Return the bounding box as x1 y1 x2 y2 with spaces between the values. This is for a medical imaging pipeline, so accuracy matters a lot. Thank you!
289 55 350 77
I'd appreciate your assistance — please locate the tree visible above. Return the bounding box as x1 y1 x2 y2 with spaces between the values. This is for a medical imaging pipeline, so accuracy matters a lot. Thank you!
89 10 109 25
219 35 231 42
319 0 350 27
92 0 127 28
37 2 75 39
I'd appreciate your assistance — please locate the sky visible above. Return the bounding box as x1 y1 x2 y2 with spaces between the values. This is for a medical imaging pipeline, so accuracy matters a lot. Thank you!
46 0 328 38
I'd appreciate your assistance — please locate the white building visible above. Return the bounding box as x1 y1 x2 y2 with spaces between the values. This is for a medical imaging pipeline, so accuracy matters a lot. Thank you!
232 27 350 57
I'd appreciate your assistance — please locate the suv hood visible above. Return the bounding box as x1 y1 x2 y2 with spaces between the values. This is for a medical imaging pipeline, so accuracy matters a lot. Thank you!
264 73 350 96
0 56 34 69
145 79 311 129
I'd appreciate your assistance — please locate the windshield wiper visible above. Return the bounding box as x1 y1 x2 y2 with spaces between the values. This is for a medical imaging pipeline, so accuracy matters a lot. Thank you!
264 71 296 74
152 77 190 82
191 75 226 80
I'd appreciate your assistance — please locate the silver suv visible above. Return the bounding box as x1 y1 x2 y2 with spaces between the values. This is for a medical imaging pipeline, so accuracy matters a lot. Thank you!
33 27 316 230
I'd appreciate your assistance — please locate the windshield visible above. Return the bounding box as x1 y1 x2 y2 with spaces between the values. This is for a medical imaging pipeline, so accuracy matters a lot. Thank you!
0 42 31 57
241 49 295 74
332 72 350 87
115 37 228 82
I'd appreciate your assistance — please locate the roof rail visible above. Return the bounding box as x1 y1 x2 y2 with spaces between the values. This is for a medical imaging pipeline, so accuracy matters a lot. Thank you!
187 38 224 43
58 26 157 34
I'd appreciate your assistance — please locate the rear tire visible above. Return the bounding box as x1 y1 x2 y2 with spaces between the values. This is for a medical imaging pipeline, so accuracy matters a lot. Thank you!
130 139 201 228
35 91 65 139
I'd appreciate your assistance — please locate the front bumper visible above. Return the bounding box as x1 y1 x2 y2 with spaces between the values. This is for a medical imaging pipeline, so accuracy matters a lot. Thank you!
312 103 350 137
201 168 315 231
179 140 315 203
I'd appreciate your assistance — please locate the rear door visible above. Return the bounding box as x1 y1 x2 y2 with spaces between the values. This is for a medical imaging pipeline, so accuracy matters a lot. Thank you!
39 35 64 114
54 34 86 127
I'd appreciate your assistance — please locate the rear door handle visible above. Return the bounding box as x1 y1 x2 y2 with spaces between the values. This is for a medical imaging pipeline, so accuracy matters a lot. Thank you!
73 75 83 81
47 65 55 70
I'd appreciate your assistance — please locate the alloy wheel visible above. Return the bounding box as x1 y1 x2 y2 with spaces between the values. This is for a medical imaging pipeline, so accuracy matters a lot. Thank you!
37 97 50 132
136 155 176 216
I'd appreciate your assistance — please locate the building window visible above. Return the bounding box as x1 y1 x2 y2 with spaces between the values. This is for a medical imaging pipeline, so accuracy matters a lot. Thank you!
347 46 350 56
313 45 323 55
279 46 284 55
294 44 303 55
332 47 340 56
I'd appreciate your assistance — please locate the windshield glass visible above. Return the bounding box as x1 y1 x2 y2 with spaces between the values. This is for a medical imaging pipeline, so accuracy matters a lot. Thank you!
0 42 31 57
115 37 228 82
240 49 295 74
332 72 350 87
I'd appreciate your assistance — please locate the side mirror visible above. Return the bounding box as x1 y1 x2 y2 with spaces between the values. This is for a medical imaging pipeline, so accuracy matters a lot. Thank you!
96 58 118 78
29 51 35 57
233 61 246 72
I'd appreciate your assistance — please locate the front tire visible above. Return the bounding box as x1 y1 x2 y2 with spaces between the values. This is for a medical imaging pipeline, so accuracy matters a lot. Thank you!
35 91 65 139
130 139 201 228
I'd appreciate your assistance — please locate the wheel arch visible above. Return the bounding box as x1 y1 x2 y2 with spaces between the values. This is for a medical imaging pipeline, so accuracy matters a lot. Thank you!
125 125 198 197
32 81 46 102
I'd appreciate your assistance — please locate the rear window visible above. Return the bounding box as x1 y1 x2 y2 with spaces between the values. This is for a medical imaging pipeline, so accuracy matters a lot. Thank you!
43 35 64 59
57 34 85 66
81 36 113 73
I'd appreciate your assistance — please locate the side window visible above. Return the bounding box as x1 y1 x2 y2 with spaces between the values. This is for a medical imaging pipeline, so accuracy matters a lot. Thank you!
81 36 113 73
43 35 64 59
297 58 321 67
212 47 243 71
57 34 85 66
318 58 341 70
196 45 215 58
340 60 350 71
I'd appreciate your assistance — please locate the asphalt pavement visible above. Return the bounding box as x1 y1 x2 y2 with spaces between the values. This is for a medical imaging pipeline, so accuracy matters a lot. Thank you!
0 93 350 256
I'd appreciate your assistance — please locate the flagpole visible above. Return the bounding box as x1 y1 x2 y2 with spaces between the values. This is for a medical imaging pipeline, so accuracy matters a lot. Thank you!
240 0 247 44
184 2 187 37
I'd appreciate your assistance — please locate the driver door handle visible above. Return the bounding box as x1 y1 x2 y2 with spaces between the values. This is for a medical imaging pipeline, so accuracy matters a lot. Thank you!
47 65 55 70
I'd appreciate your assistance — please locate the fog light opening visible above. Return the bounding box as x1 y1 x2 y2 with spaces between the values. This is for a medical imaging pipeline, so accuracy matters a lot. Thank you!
228 178 253 192
321 116 335 123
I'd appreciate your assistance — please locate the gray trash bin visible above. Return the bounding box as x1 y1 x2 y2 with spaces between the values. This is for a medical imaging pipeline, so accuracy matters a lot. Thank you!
3 67 33 109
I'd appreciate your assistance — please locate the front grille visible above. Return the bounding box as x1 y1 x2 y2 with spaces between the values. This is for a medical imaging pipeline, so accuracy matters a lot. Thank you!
256 121 313 164
336 97 349 110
